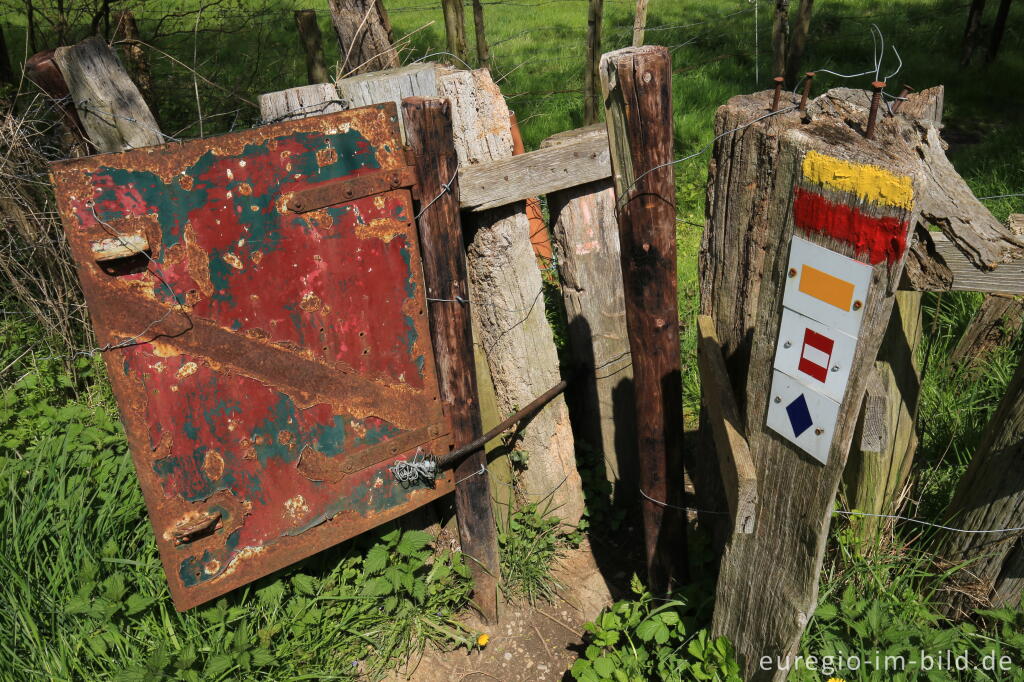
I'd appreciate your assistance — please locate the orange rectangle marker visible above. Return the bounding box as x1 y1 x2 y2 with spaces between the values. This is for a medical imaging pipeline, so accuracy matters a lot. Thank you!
799 264 855 311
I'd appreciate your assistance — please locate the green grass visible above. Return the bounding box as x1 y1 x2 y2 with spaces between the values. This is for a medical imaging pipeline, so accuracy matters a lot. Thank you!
2 0 1024 678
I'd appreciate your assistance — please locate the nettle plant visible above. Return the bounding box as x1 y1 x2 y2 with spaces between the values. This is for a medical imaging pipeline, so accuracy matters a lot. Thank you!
570 575 741 682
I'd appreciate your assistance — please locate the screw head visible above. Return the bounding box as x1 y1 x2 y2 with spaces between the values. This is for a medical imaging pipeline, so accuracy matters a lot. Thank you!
815 428 824 436
852 300 863 310
788 268 798 278
774 396 781 404
831 365 840 372
783 341 792 349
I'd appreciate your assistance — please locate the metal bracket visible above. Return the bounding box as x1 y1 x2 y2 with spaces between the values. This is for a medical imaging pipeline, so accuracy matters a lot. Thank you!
287 165 417 213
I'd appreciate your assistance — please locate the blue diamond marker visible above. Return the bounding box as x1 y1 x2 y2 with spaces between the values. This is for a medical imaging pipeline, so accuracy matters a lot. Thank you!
785 394 813 437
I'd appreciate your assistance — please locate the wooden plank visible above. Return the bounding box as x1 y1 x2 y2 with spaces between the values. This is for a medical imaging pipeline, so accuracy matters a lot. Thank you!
458 132 611 211
600 45 686 594
696 315 757 535
546 172 635 492
438 67 584 524
402 96 501 625
53 36 162 153
258 84 345 124
925 232 1024 295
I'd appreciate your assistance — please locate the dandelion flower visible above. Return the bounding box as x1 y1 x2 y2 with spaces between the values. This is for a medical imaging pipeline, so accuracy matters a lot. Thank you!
477 633 490 647
826 678 846 682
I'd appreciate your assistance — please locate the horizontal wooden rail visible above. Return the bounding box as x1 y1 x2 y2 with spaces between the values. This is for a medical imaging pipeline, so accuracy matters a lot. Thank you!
920 232 1024 295
457 127 611 211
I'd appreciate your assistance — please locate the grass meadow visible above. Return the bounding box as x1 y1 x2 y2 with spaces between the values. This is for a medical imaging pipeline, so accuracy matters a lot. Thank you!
2 0 1024 679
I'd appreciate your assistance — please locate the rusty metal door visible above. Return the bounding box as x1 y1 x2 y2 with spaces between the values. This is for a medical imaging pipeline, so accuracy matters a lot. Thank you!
50 103 455 610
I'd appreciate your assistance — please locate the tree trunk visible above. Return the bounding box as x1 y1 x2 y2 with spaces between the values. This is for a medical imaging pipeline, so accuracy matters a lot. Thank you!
937 355 1024 616
961 0 987 66
438 67 584 524
785 0 813 86
328 0 400 76
771 0 790 79
583 0 604 124
843 291 922 547
987 0 1013 62
441 0 468 63
950 295 1024 366
294 9 329 84
471 0 490 69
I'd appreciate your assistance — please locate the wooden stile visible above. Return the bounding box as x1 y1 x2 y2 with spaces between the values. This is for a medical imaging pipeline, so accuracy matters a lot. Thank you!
600 45 686 594
403 96 501 624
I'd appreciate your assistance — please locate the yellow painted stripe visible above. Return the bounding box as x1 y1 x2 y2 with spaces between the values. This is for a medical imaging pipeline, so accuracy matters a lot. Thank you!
801 150 914 209
799 264 855 311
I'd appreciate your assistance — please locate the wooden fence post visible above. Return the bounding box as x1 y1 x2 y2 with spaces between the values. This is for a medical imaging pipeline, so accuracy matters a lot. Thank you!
600 45 685 594
112 11 158 121
632 0 649 46
403 96 501 624
701 87 928 679
583 0 604 125
937 356 1024 615
784 0 814 85
294 9 329 84
441 0 468 63
471 0 490 69
327 0 399 76
543 125 636 496
438 67 584 524
771 0 790 80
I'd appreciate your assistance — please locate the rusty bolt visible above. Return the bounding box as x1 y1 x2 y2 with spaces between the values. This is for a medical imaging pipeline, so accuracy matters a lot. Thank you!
891 83 915 114
291 199 304 211
771 76 785 112
799 72 815 112
788 267 798 278
852 300 863 310
390 173 401 186
344 188 354 198
865 81 886 140
815 428 824 436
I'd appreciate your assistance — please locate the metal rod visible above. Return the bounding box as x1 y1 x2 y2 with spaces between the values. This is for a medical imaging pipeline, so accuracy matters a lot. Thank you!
891 83 915 113
866 80 885 139
799 72 814 111
435 378 569 469
770 76 784 112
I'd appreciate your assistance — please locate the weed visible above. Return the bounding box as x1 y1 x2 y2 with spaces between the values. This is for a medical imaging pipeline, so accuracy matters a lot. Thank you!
498 502 580 605
570 575 741 682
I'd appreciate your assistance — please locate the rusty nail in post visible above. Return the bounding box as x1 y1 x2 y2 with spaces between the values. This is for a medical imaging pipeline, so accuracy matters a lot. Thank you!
865 81 886 140
892 83 915 113
799 72 815 111
771 76 785 112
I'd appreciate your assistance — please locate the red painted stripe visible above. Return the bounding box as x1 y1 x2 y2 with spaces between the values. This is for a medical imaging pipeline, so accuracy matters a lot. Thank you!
793 187 908 264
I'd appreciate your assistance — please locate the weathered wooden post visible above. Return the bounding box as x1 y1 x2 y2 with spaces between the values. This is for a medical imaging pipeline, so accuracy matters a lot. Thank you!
701 83 1023 679
441 0 468 62
471 0 490 69
403 96 501 624
543 125 636 494
583 0 604 125
600 45 686 593
327 0 399 75
294 9 329 84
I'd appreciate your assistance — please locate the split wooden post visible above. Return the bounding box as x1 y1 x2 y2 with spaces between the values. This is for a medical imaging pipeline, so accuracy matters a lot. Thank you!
702 88 930 680
327 0 399 76
600 46 686 593
294 9 329 84
543 125 635 494
439 68 584 524
52 36 163 153
403 96 501 625
632 0 649 46
583 0 604 124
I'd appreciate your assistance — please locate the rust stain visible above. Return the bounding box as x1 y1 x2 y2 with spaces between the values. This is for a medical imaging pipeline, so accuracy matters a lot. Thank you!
49 103 453 612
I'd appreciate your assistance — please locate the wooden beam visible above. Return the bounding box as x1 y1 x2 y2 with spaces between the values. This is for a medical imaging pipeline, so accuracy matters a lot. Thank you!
53 36 162 153
696 315 757 535
601 45 686 594
258 84 344 124
458 131 611 211
403 96 501 625
922 232 1024 295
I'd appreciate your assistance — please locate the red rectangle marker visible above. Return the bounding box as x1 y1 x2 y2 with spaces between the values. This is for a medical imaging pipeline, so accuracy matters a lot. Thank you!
798 328 834 383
